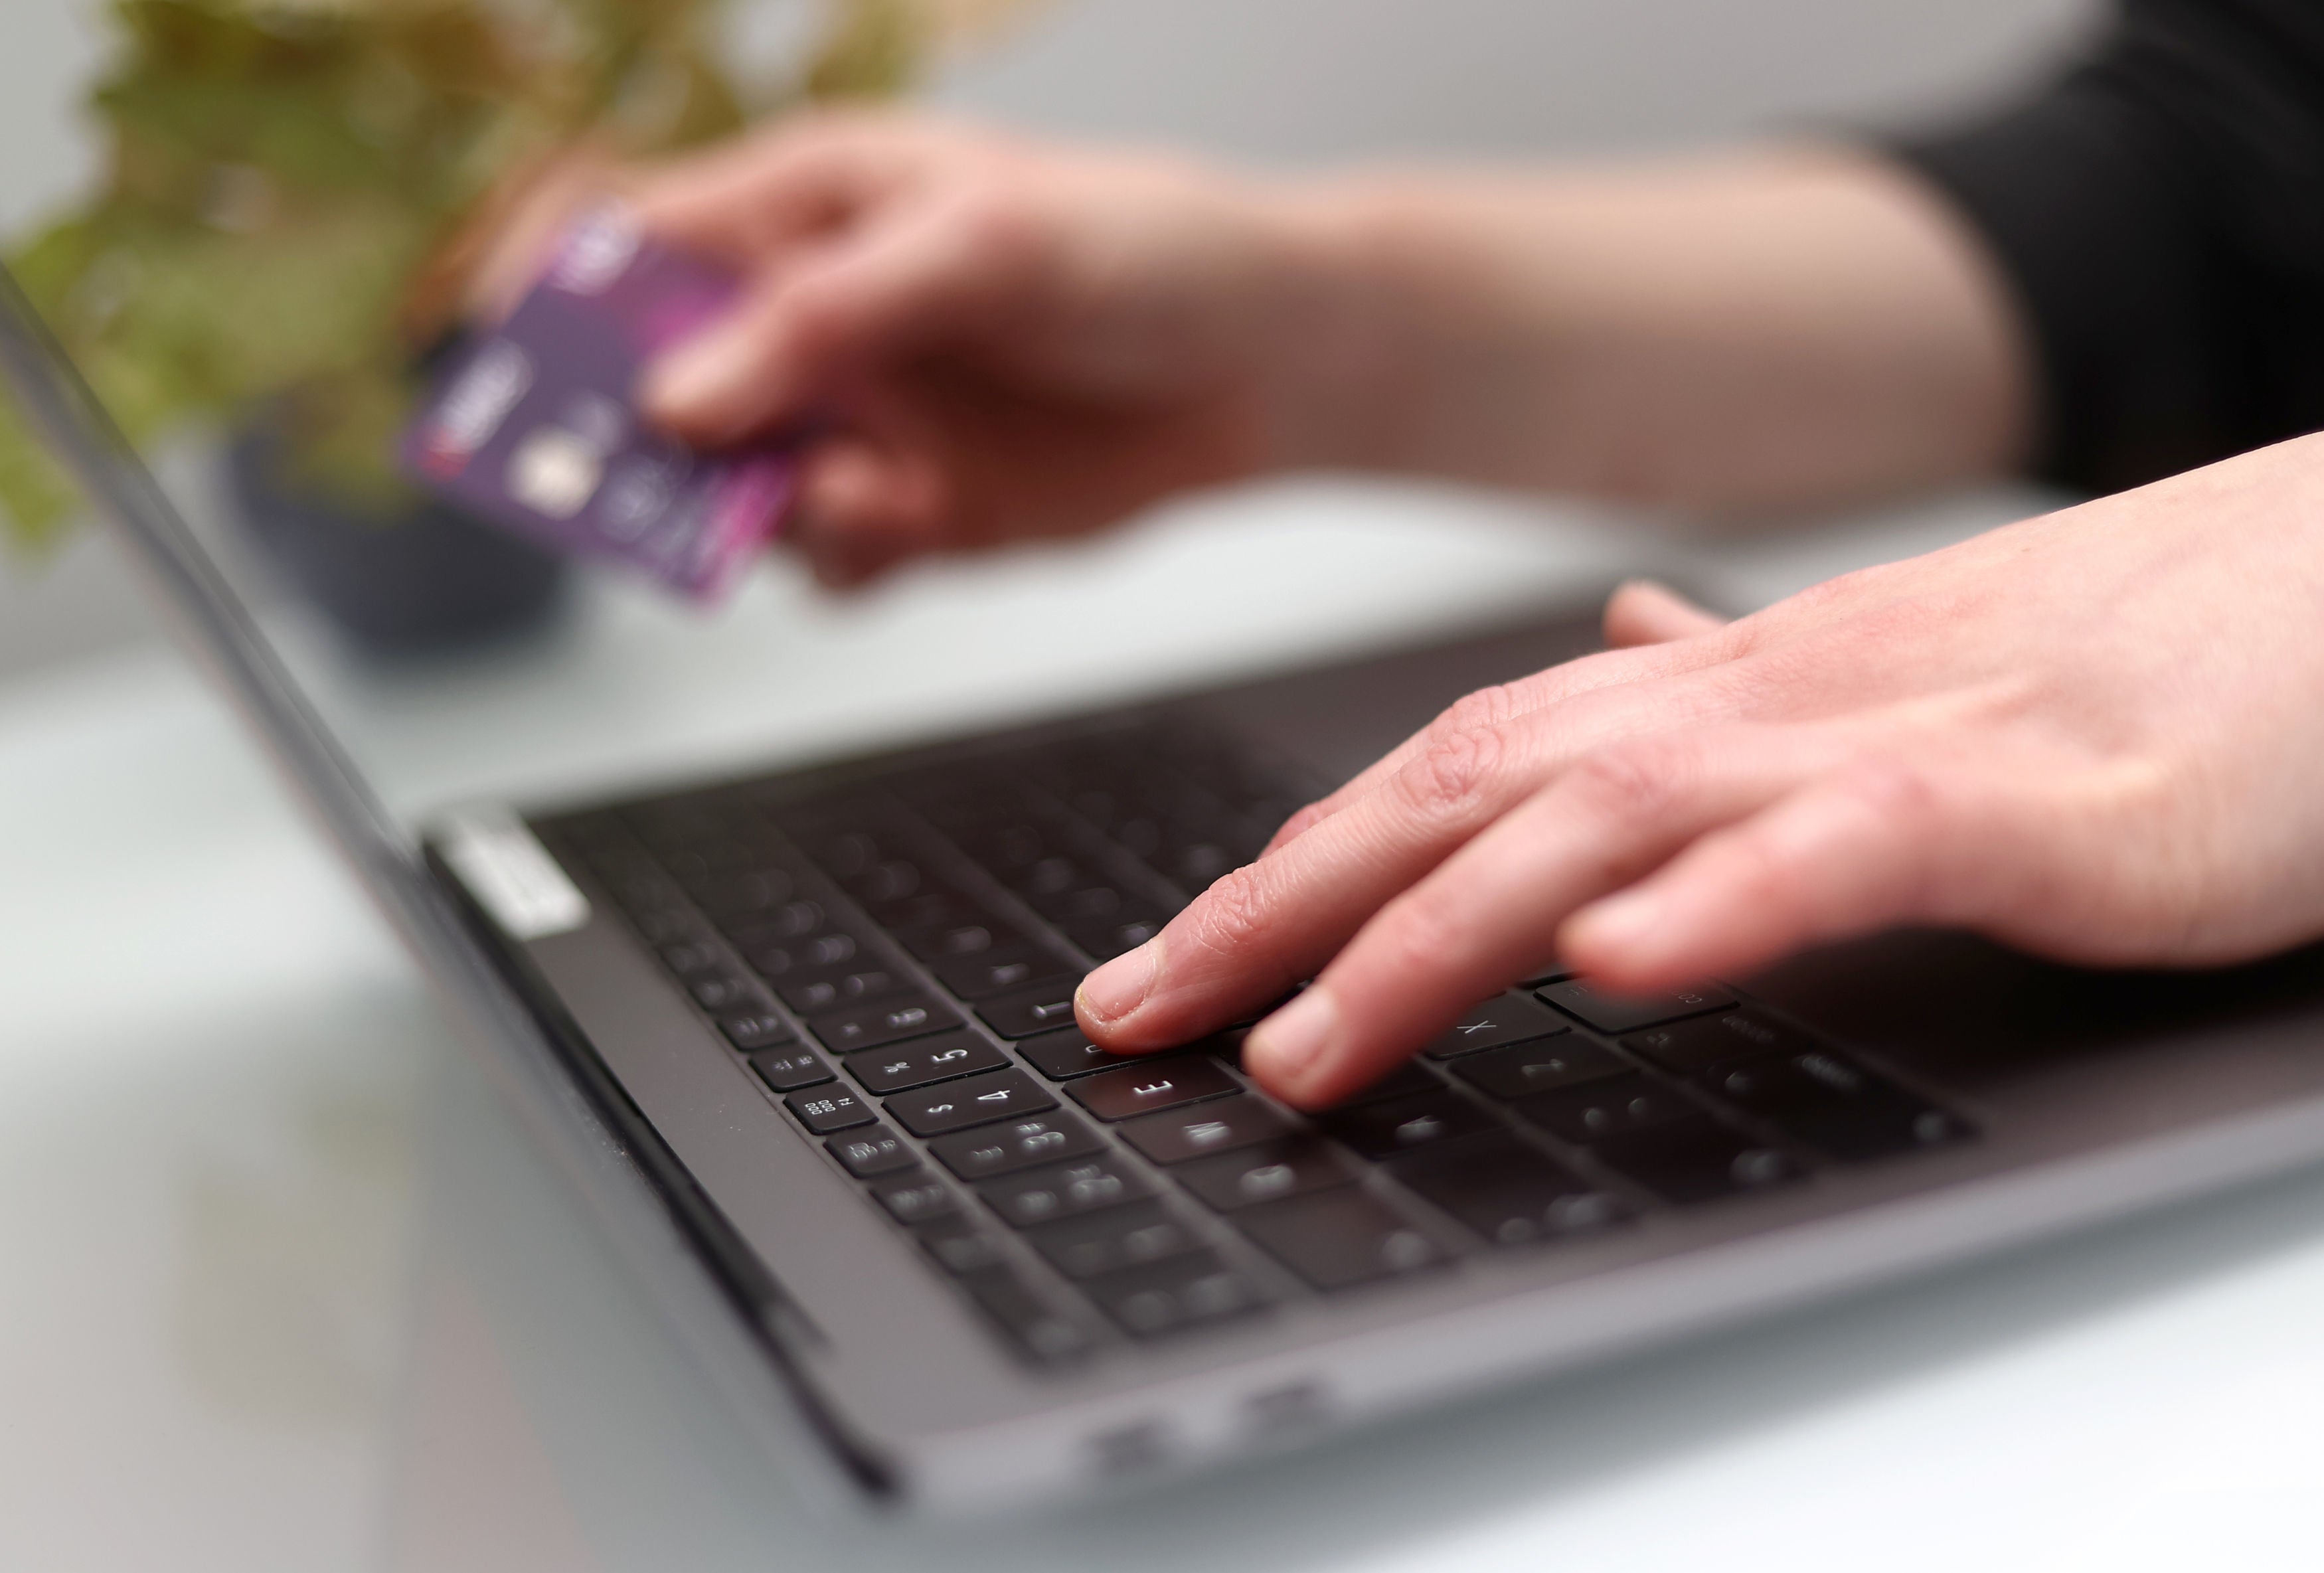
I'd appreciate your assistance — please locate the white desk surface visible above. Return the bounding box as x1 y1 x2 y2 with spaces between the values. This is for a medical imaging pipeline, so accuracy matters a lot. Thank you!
7 479 2324 1572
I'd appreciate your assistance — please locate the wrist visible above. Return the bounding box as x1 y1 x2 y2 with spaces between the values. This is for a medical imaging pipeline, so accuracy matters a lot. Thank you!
1244 176 1453 473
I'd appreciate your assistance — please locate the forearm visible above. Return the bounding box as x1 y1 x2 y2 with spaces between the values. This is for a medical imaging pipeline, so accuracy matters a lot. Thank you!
1266 147 2034 517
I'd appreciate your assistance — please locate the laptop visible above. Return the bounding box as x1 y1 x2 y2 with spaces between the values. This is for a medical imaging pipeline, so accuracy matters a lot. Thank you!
13 262 2324 1515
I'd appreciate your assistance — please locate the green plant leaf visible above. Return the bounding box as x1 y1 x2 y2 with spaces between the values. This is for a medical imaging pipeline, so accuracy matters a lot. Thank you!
3 0 967 555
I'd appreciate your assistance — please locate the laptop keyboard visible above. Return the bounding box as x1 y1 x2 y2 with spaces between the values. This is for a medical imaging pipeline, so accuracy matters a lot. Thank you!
535 718 1975 1365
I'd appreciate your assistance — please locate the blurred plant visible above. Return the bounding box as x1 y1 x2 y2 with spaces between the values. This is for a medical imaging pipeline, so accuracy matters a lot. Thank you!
0 0 1037 552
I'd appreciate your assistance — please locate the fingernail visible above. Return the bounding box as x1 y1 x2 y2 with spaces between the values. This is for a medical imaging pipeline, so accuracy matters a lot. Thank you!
1248 985 1339 1086
1077 940 1161 1026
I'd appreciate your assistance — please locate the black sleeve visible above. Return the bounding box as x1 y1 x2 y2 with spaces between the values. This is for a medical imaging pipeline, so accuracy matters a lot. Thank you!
1890 0 2324 495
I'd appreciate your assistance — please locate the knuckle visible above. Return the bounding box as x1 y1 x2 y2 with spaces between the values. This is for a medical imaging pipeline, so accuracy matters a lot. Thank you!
1809 760 1955 920
1989 760 2203 956
1727 816 1809 896
1182 863 1282 966
1697 808 1851 938
1436 681 1523 740
1564 741 1689 827
1837 758 1948 837
1396 722 1509 828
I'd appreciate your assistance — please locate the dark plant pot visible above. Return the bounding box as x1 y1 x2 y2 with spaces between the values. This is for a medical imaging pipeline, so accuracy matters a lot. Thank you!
226 416 568 659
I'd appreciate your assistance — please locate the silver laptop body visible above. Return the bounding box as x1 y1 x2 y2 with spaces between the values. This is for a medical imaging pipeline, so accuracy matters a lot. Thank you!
13 265 2324 1515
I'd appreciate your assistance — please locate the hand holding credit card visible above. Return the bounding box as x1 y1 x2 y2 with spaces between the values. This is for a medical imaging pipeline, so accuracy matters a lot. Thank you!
401 208 793 600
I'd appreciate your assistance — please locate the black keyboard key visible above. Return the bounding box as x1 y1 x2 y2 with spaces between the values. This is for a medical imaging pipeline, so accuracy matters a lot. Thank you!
1540 977 1734 1034
1449 1036 1628 1100
799 827 884 880
1516 1072 1699 1145
803 931 869 968
778 966 904 1015
658 938 725 975
786 1086 875 1134
1318 1090 1497 1159
691 870 797 919
959 1267 1090 1363
1029 880 1131 924
1623 1008 1818 1076
1106 815 1163 860
900 921 1018 963
1084 1250 1260 1336
741 930 865 977
807 934 876 973
1328 1060 1442 1106
807 993 962 1054
876 890 987 934
687 841 780 880
931 947 1074 1001
979 1155 1151 1228
1063 913 1167 961
718 896 827 942
1067 1056 1238 1121
1017 1027 1146 1081
826 1124 919 1177
848 856 933 906
1707 1052 1973 1161
1118 1094 1295 1165
716 1010 795 1051
1238 1189 1443 1290
1164 842 1240 891
846 1030 1009 1094
1026 1199 1203 1279
1590 1116 1801 1204
1011 853 1086 898
928 1111 1104 1181
954 837 1050 887
870 1171 959 1226
1389 1133 1629 1245
1175 1137 1355 1211
916 1216 1011 1276
973 982 1084 1038
1422 995 1570 1060
885 1068 1057 1137
664 847 758 887
750 1044 836 1092
689 974 766 1013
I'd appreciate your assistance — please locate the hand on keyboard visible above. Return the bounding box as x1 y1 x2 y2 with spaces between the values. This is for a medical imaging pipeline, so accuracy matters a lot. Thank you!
563 704 1975 1355
1078 441 2324 1106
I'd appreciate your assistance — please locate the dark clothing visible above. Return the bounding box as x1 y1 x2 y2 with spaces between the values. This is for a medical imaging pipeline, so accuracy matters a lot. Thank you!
1894 0 2324 495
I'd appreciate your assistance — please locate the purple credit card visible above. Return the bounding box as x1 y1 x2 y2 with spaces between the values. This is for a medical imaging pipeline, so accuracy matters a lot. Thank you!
402 208 791 600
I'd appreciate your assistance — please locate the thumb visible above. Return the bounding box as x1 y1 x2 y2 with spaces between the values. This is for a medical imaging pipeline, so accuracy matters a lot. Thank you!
641 194 1037 448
